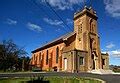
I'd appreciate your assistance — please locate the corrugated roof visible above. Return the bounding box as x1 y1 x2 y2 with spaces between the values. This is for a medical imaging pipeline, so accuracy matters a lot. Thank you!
32 32 76 53
44 32 75 46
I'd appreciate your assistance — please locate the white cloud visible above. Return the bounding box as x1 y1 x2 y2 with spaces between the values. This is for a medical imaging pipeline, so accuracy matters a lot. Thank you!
27 22 42 32
102 50 120 58
104 0 120 17
43 17 63 26
41 0 83 10
6 18 17 25
111 50 120 57
43 18 73 27
55 28 61 32
106 43 115 49
66 18 73 24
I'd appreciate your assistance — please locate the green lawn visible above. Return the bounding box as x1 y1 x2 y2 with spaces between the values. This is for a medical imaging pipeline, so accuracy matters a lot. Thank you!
46 77 102 83
0 77 102 83
113 70 120 73
0 78 30 83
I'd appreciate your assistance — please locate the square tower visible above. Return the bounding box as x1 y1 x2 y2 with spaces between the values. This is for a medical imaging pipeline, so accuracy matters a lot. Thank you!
74 6 102 70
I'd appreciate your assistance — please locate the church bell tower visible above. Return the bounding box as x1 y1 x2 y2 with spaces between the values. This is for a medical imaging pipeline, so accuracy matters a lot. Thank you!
73 6 102 70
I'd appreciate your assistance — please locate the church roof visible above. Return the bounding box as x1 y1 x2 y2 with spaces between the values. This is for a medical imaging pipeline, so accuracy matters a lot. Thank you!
32 32 76 53
101 53 109 56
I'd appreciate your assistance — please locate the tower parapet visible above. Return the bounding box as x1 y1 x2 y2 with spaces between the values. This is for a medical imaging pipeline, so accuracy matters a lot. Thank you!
74 6 97 21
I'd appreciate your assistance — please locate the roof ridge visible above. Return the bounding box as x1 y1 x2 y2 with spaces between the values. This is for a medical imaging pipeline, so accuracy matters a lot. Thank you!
32 31 76 53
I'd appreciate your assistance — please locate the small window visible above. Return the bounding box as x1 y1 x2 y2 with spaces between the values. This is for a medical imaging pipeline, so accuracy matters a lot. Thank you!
78 24 82 34
80 24 82 32
46 50 49 65
79 38 81 42
80 57 84 65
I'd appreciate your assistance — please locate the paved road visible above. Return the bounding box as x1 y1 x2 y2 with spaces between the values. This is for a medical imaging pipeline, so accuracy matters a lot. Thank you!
0 72 120 83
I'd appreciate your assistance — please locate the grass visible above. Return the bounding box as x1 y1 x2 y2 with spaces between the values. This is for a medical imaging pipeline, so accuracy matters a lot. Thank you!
113 70 120 73
45 77 102 83
0 78 30 83
0 77 102 83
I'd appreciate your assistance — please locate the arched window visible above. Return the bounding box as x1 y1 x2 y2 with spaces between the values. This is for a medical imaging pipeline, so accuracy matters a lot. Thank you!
90 19 93 32
33 54 35 61
39 52 41 61
56 47 59 63
46 50 49 65
35 55 38 64
92 24 94 32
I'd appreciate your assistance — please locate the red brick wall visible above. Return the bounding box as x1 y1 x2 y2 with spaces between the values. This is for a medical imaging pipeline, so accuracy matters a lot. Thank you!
30 43 65 71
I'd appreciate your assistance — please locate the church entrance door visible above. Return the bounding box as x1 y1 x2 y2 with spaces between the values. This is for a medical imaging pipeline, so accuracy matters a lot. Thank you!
91 52 98 70
92 54 95 69
64 58 67 70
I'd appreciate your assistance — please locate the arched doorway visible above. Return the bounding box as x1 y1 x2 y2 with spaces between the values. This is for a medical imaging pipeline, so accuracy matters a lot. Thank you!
92 54 95 69
91 51 98 70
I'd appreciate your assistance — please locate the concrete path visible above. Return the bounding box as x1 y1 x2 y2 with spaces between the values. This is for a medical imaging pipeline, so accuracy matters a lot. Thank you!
0 72 120 83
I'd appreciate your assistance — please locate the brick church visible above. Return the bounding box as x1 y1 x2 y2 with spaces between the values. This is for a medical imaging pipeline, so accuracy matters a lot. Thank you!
30 6 109 73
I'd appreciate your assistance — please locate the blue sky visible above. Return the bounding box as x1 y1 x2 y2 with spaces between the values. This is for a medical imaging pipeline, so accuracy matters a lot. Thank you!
0 0 120 65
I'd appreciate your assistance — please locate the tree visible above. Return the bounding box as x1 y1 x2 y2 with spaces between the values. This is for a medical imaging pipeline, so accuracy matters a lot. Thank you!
16 56 30 71
0 39 28 71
